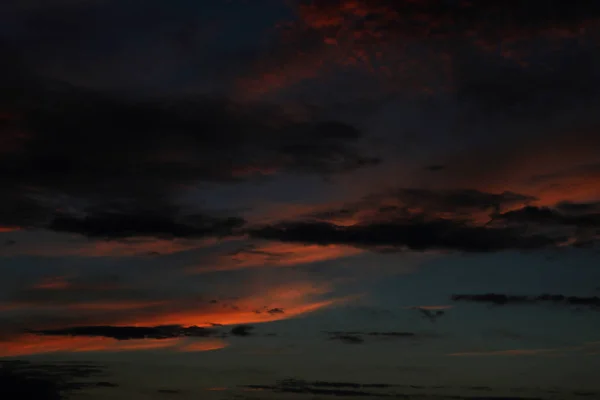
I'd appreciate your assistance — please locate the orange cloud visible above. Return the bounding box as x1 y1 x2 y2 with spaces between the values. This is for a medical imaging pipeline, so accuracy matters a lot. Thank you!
189 242 361 274
176 338 228 352
0 334 182 357
0 279 353 333
31 276 71 290
133 297 345 328
402 128 600 210
65 300 173 312
238 0 599 100
129 282 354 328
0 334 229 357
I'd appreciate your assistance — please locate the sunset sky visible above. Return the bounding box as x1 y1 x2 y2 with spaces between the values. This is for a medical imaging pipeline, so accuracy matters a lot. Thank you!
1 1 600 399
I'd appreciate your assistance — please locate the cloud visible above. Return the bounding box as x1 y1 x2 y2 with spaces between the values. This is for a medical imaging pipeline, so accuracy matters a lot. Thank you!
414 307 447 323
249 218 561 253
1 273 345 326
0 277 348 356
176 339 227 352
187 242 361 274
0 360 115 400
0 48 379 239
448 348 559 357
493 205 600 228
239 379 547 399
0 332 228 357
327 333 364 344
247 185 600 252
451 293 600 310
242 378 391 397
294 0 600 46
0 233 219 258
31 325 218 340
325 330 427 344
230 325 254 337
306 188 536 224
240 0 600 100
47 209 246 240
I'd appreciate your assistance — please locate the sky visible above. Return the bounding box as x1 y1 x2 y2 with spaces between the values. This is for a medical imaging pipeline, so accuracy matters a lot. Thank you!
1 1 600 399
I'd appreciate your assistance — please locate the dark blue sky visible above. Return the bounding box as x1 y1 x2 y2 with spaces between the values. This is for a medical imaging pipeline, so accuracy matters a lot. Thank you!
1 1 600 399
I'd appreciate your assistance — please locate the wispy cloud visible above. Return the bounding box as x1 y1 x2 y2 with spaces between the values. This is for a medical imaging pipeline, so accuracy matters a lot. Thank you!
451 293 600 311
448 341 600 357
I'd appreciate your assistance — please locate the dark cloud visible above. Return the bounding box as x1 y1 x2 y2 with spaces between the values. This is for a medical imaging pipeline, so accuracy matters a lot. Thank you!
157 389 182 395
241 379 389 397
309 189 536 222
48 209 245 240
0 360 114 400
95 381 119 388
239 379 547 399
32 325 219 340
230 325 254 337
451 293 600 311
0 44 378 237
453 44 600 116
415 308 446 323
325 331 423 344
284 0 600 106
365 332 416 338
573 391 598 397
493 205 600 229
249 185 600 253
328 333 364 344
267 308 285 315
383 189 535 214
297 0 600 43
250 218 560 253
556 201 600 214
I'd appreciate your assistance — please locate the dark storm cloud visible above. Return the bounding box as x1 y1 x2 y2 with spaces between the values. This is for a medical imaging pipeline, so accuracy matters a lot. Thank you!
249 219 560 253
451 293 600 310
0 41 378 237
31 325 219 340
0 360 114 400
